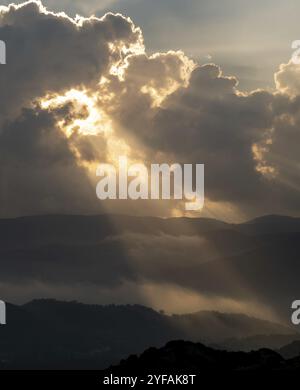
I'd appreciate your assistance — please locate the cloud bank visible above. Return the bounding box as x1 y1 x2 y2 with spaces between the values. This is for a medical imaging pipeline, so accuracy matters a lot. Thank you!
0 1 299 221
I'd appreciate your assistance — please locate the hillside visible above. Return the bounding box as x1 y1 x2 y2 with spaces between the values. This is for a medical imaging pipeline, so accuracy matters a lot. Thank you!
106 340 300 373
0 299 296 369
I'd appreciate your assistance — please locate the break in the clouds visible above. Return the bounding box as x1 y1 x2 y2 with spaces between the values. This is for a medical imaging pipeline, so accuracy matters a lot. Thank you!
0 0 300 222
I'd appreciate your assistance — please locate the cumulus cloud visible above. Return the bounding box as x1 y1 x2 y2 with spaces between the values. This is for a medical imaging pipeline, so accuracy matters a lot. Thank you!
0 0 142 122
0 1 143 216
275 61 300 97
101 58 300 218
0 0 300 222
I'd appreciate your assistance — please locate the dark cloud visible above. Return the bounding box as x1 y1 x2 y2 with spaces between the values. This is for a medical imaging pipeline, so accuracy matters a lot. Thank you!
0 103 104 217
101 63 273 216
96 52 300 219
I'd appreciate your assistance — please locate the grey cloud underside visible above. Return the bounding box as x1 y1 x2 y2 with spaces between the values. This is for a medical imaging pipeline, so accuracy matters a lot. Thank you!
0 105 105 217
105 60 300 217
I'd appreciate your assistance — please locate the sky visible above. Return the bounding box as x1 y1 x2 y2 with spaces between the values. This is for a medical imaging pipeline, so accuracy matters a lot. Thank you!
0 0 300 222
2 0 299 91
0 1 300 317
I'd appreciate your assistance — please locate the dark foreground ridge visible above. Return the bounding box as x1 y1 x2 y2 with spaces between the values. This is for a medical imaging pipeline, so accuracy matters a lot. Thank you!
106 340 300 373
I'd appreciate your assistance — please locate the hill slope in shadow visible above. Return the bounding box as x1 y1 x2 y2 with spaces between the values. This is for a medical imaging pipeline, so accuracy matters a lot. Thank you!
0 299 297 369
106 340 300 373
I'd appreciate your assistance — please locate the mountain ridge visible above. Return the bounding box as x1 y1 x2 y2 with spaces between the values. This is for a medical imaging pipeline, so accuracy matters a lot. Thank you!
106 340 300 373
0 299 298 369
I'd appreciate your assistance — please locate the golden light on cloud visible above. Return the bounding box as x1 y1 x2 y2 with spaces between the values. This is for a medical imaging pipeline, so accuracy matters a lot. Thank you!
107 136 131 164
40 89 113 136
252 139 276 178
40 88 139 184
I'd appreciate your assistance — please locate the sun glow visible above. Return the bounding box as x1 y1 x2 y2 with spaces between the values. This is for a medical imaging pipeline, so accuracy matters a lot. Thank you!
40 89 113 137
39 88 137 178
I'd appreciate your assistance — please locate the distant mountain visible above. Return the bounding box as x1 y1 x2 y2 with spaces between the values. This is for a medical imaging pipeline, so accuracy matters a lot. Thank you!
0 214 231 247
215 334 300 352
0 299 296 369
1 214 300 369
240 215 300 235
190 232 300 320
279 340 300 359
106 340 300 373
170 311 294 344
1 214 300 247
